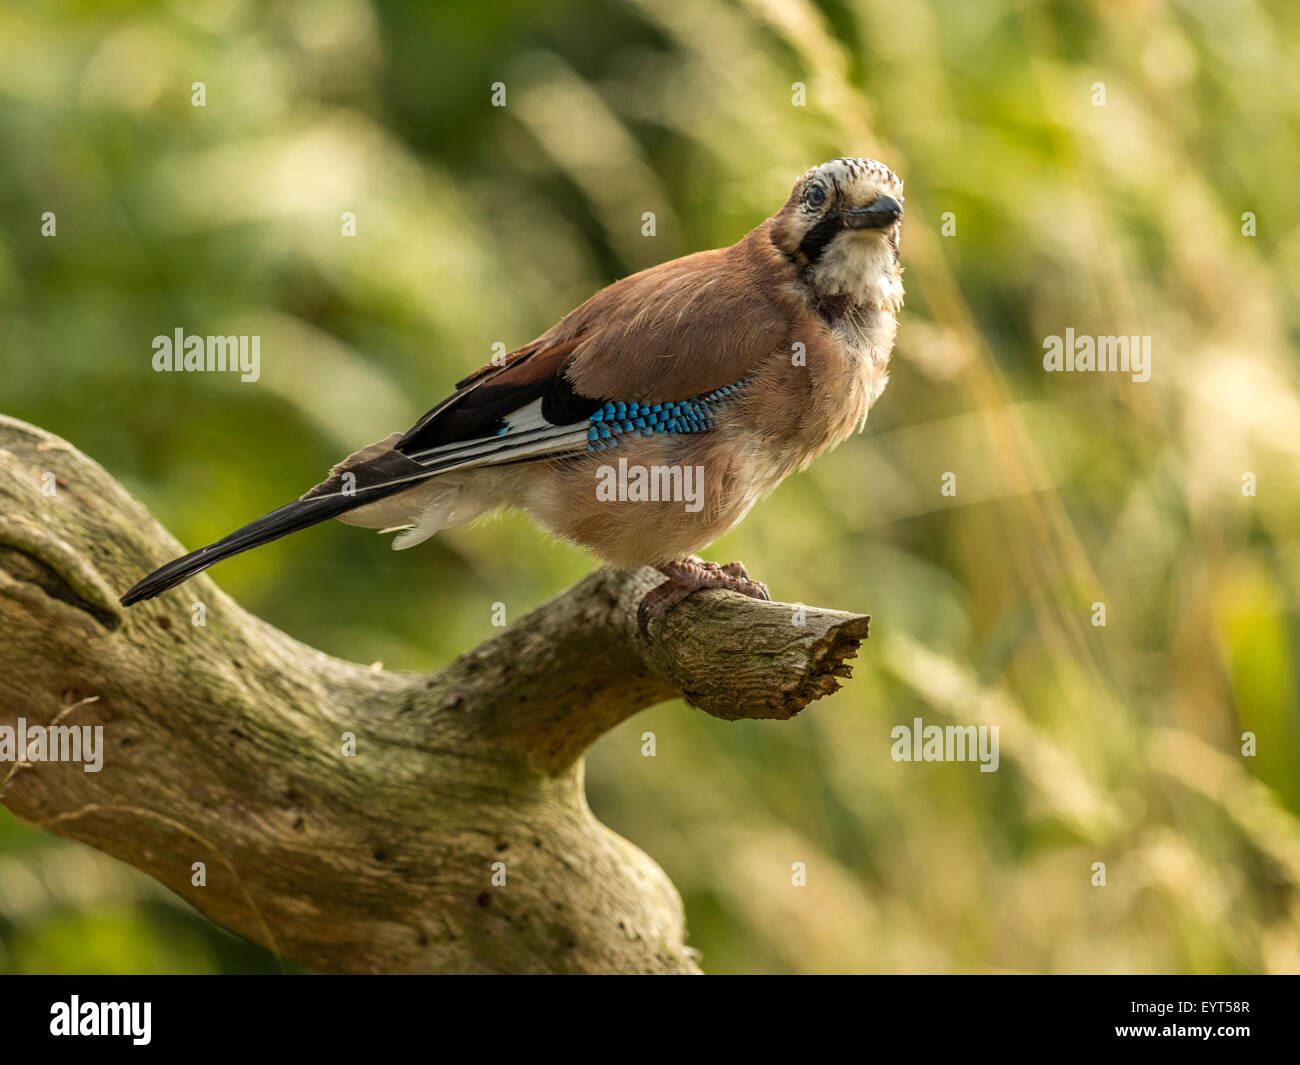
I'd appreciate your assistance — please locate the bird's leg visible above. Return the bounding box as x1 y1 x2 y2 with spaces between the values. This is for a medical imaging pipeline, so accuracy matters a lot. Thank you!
638 557 770 635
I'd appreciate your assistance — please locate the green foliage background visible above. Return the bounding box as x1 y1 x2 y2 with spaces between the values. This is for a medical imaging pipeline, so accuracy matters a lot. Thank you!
2 0 1299 973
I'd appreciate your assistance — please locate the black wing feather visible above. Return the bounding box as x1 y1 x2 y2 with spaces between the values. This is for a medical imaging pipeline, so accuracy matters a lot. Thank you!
120 341 601 605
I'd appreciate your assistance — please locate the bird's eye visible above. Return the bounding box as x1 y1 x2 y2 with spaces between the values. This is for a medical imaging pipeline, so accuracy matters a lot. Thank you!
806 184 826 207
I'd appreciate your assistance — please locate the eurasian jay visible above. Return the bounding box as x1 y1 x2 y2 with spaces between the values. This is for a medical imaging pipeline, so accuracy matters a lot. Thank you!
121 157 905 628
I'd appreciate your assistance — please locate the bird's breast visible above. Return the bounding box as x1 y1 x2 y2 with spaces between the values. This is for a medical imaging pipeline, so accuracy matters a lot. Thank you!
738 304 897 476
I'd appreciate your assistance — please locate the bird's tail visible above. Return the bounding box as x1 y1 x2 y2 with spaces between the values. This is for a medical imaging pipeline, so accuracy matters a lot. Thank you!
119 489 399 606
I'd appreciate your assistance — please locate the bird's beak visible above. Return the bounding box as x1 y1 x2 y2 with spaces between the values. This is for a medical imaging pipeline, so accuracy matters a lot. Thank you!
843 195 903 231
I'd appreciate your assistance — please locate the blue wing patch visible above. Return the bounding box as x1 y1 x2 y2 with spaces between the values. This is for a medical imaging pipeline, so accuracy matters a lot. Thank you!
404 375 752 470
585 378 750 452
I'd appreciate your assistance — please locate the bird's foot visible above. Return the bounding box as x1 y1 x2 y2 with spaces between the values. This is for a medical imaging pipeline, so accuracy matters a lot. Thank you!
637 558 770 636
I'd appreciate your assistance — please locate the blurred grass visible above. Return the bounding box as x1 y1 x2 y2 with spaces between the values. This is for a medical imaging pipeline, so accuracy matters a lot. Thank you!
1 0 1298 973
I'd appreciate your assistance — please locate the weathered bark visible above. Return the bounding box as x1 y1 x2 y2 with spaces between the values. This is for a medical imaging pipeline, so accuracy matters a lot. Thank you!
0 415 869 974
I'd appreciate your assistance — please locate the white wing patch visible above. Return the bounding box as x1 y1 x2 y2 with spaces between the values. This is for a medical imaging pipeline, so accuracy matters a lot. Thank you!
403 397 589 470
315 398 592 511
498 398 551 434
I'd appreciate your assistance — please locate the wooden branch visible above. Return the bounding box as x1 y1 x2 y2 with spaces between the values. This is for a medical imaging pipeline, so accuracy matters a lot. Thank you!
0 415 869 974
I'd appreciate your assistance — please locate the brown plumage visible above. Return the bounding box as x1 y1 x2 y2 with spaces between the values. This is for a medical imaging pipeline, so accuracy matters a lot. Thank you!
120 157 904 624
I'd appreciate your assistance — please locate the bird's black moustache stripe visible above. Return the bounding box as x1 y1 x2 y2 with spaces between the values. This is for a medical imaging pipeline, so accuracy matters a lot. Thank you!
797 212 843 264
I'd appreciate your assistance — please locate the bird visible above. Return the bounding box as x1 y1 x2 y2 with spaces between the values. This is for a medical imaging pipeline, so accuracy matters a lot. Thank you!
120 157 905 631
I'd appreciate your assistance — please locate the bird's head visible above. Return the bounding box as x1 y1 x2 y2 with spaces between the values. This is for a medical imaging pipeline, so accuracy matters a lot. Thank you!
770 157 904 314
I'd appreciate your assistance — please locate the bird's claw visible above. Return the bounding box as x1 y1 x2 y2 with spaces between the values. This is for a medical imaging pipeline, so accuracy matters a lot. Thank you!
637 558 770 637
